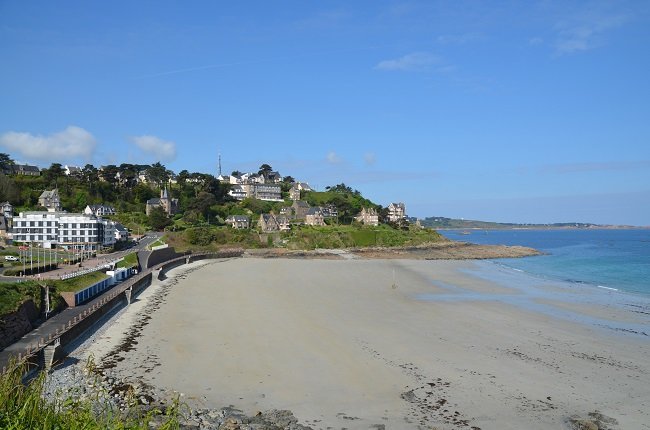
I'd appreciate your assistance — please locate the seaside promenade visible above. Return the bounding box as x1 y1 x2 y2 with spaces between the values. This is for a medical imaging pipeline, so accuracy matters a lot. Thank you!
0 244 243 372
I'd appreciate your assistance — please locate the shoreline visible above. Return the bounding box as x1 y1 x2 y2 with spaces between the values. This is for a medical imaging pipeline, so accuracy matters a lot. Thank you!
48 256 650 430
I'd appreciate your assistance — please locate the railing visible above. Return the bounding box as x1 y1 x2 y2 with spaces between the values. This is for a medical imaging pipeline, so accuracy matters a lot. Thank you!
1 249 243 373
59 258 124 280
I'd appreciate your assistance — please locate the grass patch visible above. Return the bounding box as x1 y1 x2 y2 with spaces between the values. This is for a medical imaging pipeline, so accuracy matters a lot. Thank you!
148 236 166 249
0 271 109 317
52 271 110 293
0 282 42 315
116 253 138 269
285 224 445 250
165 227 263 252
0 358 182 429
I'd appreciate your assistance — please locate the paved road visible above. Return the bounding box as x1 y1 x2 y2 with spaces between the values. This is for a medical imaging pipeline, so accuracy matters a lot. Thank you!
0 233 162 283
0 267 152 371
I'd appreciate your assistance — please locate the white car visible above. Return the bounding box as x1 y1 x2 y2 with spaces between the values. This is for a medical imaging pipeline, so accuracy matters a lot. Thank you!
4 255 19 261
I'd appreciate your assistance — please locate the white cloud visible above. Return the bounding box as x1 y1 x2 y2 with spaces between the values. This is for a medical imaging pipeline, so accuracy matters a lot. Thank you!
529 37 544 46
0 126 96 162
130 135 177 161
554 10 629 54
375 52 441 72
326 151 342 164
436 33 480 45
364 152 376 166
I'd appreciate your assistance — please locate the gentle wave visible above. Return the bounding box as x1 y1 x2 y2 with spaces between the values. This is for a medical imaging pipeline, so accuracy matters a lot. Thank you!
597 285 619 292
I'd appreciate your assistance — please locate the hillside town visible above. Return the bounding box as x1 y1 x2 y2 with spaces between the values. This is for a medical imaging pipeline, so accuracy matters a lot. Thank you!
0 155 410 251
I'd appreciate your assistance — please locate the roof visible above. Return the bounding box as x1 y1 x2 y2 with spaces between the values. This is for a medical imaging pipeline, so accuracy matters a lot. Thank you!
226 215 250 222
146 198 162 205
39 189 59 199
306 207 322 216
14 164 40 172
114 223 128 232
293 200 310 208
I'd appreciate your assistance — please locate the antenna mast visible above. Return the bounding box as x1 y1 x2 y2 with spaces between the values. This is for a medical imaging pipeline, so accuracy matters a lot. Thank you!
218 152 222 176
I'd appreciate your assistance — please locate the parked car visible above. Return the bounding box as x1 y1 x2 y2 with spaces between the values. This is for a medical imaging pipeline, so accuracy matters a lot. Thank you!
4 255 19 261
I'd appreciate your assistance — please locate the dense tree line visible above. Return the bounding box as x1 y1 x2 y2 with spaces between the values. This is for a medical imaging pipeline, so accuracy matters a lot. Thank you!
0 156 396 230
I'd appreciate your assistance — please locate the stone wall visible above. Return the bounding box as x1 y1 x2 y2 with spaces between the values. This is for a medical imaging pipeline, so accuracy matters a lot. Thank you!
0 300 39 350
139 247 183 270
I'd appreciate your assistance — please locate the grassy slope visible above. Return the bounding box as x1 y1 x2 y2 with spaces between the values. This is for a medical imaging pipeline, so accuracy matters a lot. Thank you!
285 225 445 250
0 359 181 429
0 271 109 316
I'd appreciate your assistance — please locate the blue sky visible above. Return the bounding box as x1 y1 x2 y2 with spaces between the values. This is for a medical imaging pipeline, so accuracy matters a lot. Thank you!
1 1 649 225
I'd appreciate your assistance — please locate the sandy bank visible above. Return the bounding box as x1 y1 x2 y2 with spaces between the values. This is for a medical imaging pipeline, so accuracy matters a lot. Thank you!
245 241 541 261
79 258 649 430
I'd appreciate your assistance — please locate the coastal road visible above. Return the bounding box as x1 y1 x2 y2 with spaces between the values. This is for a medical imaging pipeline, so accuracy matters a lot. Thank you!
0 232 162 282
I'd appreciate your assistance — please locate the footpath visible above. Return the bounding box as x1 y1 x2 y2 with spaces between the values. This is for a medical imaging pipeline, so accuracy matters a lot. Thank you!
0 248 242 372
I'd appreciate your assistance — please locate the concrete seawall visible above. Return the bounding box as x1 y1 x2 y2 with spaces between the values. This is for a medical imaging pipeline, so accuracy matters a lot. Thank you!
0 249 243 373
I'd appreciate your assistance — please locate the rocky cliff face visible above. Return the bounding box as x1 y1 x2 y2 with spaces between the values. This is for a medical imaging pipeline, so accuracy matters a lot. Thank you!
0 300 39 350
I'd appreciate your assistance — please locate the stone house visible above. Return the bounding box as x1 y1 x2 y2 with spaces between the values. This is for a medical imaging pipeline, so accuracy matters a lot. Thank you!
64 165 82 176
305 207 326 226
1 201 13 219
38 189 62 212
84 204 116 217
258 214 291 232
291 200 311 220
145 187 179 216
387 202 407 222
321 204 338 219
225 215 250 229
12 164 40 176
355 207 379 226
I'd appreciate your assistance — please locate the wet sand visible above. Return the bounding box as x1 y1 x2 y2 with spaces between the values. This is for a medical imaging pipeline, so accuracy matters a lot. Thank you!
77 258 650 429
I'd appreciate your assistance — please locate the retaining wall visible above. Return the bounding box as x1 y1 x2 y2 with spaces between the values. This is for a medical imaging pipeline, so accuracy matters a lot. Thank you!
1 248 244 372
0 301 39 350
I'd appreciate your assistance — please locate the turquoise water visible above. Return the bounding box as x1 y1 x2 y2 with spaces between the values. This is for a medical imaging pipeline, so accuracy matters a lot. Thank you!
440 229 650 297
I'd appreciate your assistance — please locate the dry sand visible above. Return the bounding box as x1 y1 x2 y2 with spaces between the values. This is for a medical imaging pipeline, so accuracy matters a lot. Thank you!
78 258 650 430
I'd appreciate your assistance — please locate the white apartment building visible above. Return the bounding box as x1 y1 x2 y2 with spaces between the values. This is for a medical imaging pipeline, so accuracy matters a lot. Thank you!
11 212 117 250
227 183 283 202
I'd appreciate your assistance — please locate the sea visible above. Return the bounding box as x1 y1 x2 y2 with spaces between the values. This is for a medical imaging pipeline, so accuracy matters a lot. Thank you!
441 228 650 297
418 228 650 336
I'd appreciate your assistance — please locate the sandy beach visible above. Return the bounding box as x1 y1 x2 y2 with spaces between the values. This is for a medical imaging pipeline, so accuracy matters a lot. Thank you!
71 257 650 429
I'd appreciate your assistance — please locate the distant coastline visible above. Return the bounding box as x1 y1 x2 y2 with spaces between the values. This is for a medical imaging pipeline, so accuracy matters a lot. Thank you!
423 216 649 230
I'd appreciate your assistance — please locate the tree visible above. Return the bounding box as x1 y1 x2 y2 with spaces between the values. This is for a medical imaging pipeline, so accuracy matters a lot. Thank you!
148 206 172 231
177 170 190 186
0 153 15 173
187 191 217 220
258 164 273 178
0 174 18 203
99 165 119 185
43 163 64 185
146 162 168 188
118 163 138 189
82 164 98 184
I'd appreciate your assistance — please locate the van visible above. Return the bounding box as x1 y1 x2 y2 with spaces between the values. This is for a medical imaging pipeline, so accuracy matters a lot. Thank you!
4 255 19 261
